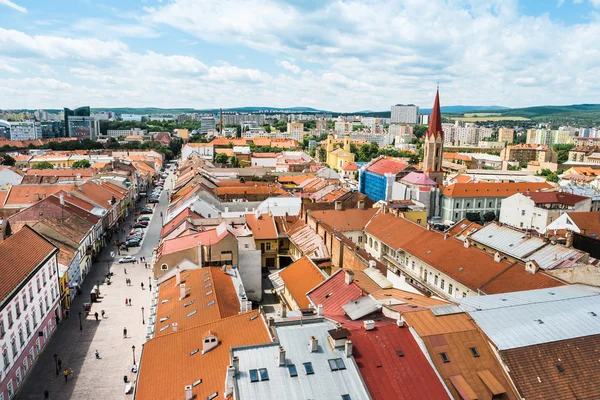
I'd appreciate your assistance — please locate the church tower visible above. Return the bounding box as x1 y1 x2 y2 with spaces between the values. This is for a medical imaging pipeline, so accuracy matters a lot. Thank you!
423 88 444 185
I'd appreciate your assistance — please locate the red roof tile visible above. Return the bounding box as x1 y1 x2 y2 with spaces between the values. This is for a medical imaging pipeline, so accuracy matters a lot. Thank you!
279 256 326 309
367 157 408 175
525 191 590 206
442 182 553 198
245 214 278 240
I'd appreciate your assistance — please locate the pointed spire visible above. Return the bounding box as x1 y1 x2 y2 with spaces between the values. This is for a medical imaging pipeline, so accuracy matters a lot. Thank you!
427 88 443 140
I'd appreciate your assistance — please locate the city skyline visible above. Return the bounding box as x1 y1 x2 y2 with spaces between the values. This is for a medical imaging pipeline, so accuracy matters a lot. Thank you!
2 0 600 111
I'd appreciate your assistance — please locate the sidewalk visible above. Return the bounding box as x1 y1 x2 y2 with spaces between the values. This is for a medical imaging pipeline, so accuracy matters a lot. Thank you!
15 195 166 400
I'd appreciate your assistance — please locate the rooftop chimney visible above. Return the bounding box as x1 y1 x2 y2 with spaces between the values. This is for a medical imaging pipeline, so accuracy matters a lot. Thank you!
309 336 318 353
224 365 236 398
368 260 377 269
335 201 342 211
344 269 354 285
444 233 449 240
172 322 178 332
59 193 65 206
566 231 574 248
175 267 181 285
278 346 286 366
232 356 240 374
464 238 470 248
317 304 323 317
184 385 193 400
357 200 365 210
344 340 353 357
494 251 501 263
179 283 186 300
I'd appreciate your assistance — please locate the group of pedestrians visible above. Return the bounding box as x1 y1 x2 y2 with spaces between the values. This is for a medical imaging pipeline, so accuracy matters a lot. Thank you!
125 298 133 306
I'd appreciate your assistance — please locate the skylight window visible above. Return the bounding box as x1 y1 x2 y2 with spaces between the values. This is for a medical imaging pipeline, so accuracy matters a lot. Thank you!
192 379 202 386
203 277 210 283
207 300 215 307
249 369 259 383
335 358 346 370
159 316 170 322
342 395 351 400
288 364 298 377
470 347 480 358
259 368 269 381
303 362 314 375
204 283 212 289
396 350 404 357
190 349 199 356
183 273 190 279
184 300 195 307
205 290 213 296
249 314 258 321
187 310 197 318
202 271 209 276
207 392 218 400
328 359 339 371
440 353 450 363
159 324 170 332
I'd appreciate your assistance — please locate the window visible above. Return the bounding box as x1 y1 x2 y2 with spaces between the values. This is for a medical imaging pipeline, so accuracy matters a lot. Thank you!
434 275 438 285
466 202 470 207
448 284 453 295
22 294 27 309
32 309 37 327
249 369 259 382
258 368 269 381
411 261 415 270
0 319 4 337
18 329 24 347
374 241 379 251
3 348 9 369
161 264 168 271
462 292 467 298
342 395 352 400
7 310 13 328
440 279 445 290
455 213 459 219
288 364 298 377
42 271 47 286
470 347 480 358
358 236 363 243
303 362 314 375
477 202 481 208
29 287 33 302
44 296 49 312
265 242 271 251
36 278 41 292
456 202 459 208
489 202 492 207
25 320 31 337
15 302 21 318
440 352 450 363
11 338 17 358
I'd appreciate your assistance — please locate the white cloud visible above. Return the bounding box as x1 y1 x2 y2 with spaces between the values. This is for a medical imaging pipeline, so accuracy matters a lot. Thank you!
0 0 27 13
72 18 160 39
0 64 20 73
280 61 301 74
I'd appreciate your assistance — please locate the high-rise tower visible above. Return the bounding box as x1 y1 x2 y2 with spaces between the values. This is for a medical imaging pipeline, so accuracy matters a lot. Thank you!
423 89 444 185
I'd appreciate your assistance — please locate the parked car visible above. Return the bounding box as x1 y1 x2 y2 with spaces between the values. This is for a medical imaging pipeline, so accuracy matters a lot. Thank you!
138 216 150 222
148 198 159 204
119 243 129 251
133 223 147 229
140 208 153 214
118 256 137 264
126 240 141 247
136 220 149 227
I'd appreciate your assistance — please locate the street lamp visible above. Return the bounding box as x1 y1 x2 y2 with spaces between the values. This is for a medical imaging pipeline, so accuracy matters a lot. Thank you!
132 345 136 365
141 307 145 325
78 312 82 331
53 353 58 375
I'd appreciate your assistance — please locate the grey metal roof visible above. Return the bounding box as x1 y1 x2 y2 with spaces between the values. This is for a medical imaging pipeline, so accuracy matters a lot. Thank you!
470 224 546 259
430 304 464 316
232 320 370 400
459 285 600 350
341 296 381 320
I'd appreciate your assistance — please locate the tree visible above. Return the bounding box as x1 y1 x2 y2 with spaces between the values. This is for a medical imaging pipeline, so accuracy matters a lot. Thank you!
264 125 272 133
466 212 481 222
72 159 91 169
483 211 497 222
214 153 229 164
546 173 560 183
0 154 15 166
318 147 327 162
229 156 240 168
32 161 54 169
538 168 553 177
413 124 428 139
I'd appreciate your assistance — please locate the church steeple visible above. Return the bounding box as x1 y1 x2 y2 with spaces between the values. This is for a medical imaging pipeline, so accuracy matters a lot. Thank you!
427 88 444 140
423 88 444 185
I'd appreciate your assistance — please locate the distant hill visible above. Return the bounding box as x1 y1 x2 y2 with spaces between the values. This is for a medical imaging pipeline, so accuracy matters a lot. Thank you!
420 105 509 114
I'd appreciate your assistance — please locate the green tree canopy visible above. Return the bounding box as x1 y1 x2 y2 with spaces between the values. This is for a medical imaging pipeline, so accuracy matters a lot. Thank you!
0 154 16 166
32 161 54 169
214 153 229 163
546 173 560 183
72 159 91 169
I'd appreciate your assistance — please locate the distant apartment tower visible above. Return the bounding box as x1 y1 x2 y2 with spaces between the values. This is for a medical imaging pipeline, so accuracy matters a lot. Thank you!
9 121 42 141
419 114 430 125
287 122 304 141
200 117 216 135
498 128 515 144
391 104 419 124
64 106 90 137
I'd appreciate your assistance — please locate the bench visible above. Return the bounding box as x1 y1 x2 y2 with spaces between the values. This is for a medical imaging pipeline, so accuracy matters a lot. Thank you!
125 382 132 394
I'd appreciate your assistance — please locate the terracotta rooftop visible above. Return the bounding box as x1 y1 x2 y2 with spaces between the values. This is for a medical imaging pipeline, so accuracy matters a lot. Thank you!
277 174 315 185
155 267 240 338
158 226 231 256
279 256 326 309
136 311 270 400
251 152 280 158
367 157 408 175
442 182 553 198
245 213 278 240
0 226 57 303
5 184 77 206
310 208 378 232
160 208 203 238
524 191 590 206
24 168 96 177
501 335 600 400
341 162 358 171
568 212 600 237
214 186 285 196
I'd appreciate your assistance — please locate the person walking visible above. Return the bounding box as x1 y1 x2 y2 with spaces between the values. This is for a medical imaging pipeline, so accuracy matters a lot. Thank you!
123 327 127 338
63 369 69 382
124 268 127 274
95 350 100 359
128 298 132 306
125 298 128 306
94 312 99 321
44 390 49 399
141 282 144 290
101 310 106 318
149 283 152 291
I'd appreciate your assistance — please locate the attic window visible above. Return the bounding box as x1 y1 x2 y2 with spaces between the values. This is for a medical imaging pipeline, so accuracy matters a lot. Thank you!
249 369 259 383
159 324 170 332
396 350 404 357
342 395 351 400
328 358 346 371
193 379 202 387
304 362 315 375
207 300 215 307
203 278 210 283
159 316 170 322
288 364 298 377
250 314 258 321
207 392 218 400
535 319 544 324
182 273 190 279
556 364 565 373
190 349 199 356
205 290 213 296
325 292 333 299
205 283 212 289
161 298 171 304
259 368 269 381
184 300 195 307
470 347 480 358
187 310 197 318
440 353 450 363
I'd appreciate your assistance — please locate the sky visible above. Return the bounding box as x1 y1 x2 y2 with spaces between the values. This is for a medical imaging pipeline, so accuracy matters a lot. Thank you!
1 0 600 112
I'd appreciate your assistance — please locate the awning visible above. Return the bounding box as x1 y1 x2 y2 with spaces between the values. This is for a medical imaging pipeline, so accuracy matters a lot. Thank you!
449 375 479 400
477 369 506 396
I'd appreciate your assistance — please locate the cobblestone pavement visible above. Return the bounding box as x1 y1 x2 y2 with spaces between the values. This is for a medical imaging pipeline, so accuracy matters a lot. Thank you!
16 172 173 400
